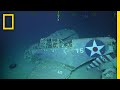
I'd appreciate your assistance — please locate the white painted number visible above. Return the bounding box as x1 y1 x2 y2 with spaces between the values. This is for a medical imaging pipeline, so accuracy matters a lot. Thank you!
80 48 84 53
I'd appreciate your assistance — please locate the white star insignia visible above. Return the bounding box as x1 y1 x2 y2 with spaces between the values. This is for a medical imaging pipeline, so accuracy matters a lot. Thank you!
85 40 105 57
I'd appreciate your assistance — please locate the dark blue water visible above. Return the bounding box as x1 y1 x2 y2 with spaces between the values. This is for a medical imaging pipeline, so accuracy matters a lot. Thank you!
0 11 116 78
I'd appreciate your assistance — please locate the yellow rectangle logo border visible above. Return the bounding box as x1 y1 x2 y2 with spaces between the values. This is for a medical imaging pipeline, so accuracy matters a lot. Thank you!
3 14 14 30
117 11 120 79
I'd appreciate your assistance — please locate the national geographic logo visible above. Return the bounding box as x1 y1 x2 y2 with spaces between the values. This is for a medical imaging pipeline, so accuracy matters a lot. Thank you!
2 14 15 30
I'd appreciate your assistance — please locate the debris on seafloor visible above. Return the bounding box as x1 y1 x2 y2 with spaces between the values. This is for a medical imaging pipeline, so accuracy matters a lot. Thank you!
9 63 17 69
24 28 117 79
24 29 79 64
100 57 117 79
101 68 116 79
